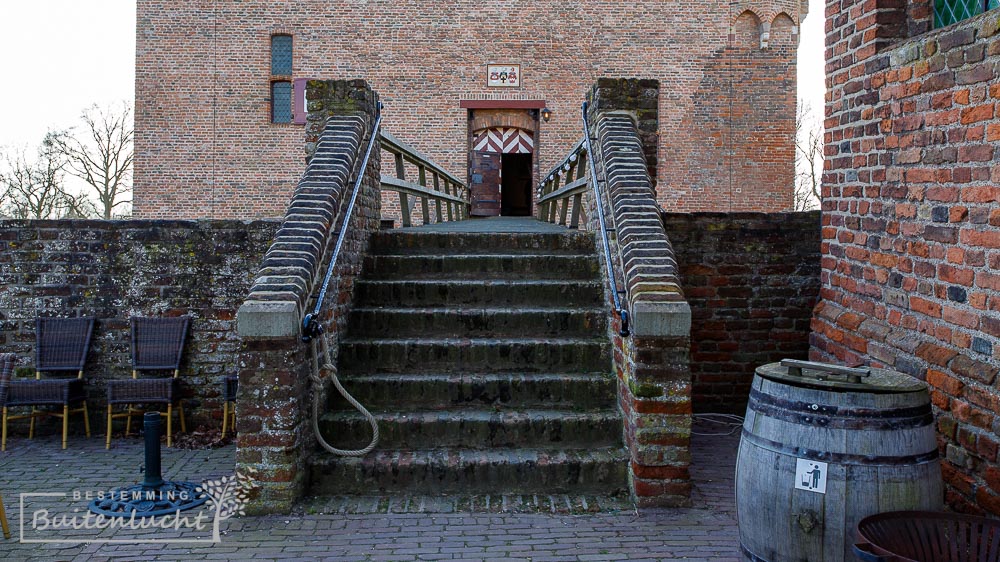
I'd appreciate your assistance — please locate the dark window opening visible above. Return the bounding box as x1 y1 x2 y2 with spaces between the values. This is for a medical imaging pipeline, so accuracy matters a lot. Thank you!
935 0 998 28
272 81 292 123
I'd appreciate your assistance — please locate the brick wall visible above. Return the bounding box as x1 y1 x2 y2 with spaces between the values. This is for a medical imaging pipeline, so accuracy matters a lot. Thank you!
134 0 802 218
662 212 822 413
236 80 381 513
0 219 279 429
814 4 1000 514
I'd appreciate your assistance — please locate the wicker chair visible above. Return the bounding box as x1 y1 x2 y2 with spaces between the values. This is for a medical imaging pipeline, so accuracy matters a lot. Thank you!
2 318 94 451
221 374 238 438
0 353 14 539
106 316 190 449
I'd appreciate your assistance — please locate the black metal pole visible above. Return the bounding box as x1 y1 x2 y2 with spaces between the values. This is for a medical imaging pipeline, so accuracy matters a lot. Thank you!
141 412 164 489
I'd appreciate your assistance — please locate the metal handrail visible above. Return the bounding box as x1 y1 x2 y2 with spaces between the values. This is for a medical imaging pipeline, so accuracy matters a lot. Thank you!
302 102 384 342
581 101 630 337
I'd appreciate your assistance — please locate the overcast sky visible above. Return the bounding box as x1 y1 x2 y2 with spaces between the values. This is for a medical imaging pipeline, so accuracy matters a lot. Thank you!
0 1 136 149
0 0 826 151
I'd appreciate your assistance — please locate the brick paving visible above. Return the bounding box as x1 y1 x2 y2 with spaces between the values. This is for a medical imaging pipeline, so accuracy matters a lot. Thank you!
0 419 740 561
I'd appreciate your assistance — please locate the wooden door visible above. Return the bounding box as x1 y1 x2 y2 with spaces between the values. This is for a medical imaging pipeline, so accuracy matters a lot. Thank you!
470 150 501 216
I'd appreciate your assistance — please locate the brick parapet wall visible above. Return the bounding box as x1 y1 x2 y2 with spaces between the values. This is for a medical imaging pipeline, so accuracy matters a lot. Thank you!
815 3 1000 514
0 219 279 429
133 1 800 218
584 79 693 507
662 211 822 413
236 80 381 514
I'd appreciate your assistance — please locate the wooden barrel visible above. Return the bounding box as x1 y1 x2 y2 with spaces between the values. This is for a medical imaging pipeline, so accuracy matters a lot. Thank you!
736 360 943 562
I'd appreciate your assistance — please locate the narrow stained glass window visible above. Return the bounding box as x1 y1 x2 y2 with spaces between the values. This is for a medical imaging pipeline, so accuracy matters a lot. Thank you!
271 35 292 75
272 81 292 123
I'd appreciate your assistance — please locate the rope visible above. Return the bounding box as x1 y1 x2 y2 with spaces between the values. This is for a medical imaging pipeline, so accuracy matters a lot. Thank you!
308 332 379 456
691 412 745 436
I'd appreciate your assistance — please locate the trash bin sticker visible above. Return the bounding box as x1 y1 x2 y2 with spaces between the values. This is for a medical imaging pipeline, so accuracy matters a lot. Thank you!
795 458 828 494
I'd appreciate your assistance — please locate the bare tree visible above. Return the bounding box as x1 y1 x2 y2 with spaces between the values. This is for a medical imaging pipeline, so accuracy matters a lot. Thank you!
795 101 823 211
50 102 133 219
0 141 92 219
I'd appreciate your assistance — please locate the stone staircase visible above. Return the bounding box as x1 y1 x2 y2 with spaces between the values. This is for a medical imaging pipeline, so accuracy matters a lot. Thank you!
308 230 628 495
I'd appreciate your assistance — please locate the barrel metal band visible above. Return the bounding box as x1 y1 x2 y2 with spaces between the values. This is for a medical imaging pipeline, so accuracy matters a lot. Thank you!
748 388 934 430
740 428 939 466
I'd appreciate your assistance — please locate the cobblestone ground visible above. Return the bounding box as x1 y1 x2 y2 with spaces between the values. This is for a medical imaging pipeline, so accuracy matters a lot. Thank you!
0 419 740 561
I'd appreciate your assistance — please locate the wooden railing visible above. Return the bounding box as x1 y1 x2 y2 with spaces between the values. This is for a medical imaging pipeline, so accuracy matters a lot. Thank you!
536 104 630 335
536 139 588 229
380 131 471 227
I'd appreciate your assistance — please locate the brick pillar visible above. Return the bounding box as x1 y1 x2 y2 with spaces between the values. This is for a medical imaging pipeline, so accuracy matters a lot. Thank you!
586 79 693 507
236 80 381 514
588 78 659 188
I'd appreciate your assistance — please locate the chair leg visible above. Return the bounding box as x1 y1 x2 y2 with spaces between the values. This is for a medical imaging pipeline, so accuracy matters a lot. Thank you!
0 490 10 540
125 407 133 437
106 405 113 450
177 402 186 433
221 401 229 438
2 407 7 452
82 402 91 437
28 407 37 439
166 404 173 447
62 405 69 450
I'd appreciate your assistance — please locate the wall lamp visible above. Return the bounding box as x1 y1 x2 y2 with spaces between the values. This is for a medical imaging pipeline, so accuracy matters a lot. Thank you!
540 107 552 123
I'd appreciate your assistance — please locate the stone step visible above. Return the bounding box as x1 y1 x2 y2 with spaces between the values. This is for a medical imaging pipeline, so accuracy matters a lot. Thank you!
318 408 622 449
348 307 607 337
363 254 600 280
328 372 617 410
339 338 611 374
370 231 596 255
299 493 636 515
355 279 605 308
309 447 629 494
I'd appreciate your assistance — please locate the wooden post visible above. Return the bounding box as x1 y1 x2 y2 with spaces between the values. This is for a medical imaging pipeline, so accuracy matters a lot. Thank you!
395 152 412 227
548 174 561 222
433 173 443 223
444 179 455 221
418 164 430 225
570 193 583 228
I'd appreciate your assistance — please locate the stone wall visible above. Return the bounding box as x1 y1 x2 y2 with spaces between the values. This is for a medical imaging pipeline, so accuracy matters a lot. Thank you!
662 211 822 413
133 0 802 218
0 219 279 429
814 3 1000 515
585 80 694 507
236 80 381 513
